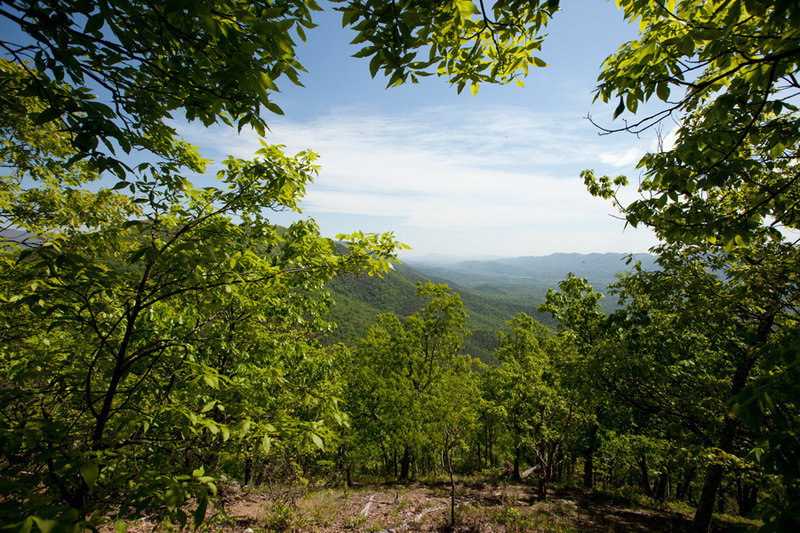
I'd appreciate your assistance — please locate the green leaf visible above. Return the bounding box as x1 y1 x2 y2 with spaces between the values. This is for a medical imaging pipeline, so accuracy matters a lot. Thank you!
656 81 670 101
202 374 219 389
626 93 638 113
261 434 272 454
20 518 34 533
32 518 59 533
193 495 208 530
369 54 381 78
679 37 695 56
456 0 479 17
613 97 625 119
33 108 62 124
265 102 284 115
80 462 99 489
311 433 324 450
85 14 104 33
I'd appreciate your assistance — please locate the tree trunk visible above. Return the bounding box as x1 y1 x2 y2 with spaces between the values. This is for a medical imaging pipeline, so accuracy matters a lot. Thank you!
736 479 758 517
583 425 597 489
555 450 564 481
677 466 696 501
639 455 654 498
666 466 673 499
399 445 411 481
693 314 773 532
488 425 495 467
381 441 391 477
583 454 595 489
512 446 521 481
447 448 456 529
244 455 252 486
694 465 722 533
693 351 755 532
692 417 738 533
655 471 668 500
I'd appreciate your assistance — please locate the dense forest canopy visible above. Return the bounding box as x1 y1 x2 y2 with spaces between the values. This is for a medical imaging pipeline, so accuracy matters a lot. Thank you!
1 1 798 533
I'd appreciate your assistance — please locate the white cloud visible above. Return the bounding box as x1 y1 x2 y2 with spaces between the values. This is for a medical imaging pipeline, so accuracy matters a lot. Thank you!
598 146 643 167
176 106 658 256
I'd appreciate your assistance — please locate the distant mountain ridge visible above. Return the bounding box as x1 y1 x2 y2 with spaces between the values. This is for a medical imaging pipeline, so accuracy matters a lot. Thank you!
405 252 656 310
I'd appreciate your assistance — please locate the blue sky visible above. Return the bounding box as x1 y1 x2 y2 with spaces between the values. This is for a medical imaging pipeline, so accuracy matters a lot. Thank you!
180 1 668 258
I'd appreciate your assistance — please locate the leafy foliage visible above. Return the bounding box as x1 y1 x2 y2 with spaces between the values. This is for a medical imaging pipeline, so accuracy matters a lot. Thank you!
541 243 800 530
0 4 402 530
332 0 558 93
486 313 587 495
343 283 479 480
583 0 800 247
0 0 316 168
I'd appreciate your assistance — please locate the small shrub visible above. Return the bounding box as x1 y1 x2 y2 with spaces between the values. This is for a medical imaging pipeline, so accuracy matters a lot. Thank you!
263 501 298 532
341 514 367 529
494 506 535 532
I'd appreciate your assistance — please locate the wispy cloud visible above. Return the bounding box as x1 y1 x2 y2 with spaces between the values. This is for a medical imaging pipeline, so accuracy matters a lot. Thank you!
177 105 658 256
598 147 643 167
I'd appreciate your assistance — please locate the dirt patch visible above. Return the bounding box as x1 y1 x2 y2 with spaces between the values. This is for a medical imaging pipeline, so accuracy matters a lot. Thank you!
112 480 759 533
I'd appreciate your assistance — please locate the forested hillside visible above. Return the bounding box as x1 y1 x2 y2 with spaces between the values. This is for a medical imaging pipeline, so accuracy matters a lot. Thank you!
324 252 657 362
325 262 550 362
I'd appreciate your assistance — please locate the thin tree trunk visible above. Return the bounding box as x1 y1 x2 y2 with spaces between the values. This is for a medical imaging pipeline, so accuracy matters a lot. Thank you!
655 471 668 500
448 448 456 529
677 466 696 501
695 313 776 531
399 445 411 481
693 360 753 533
736 479 758 516
537 477 546 500
381 441 391 477
488 425 495 467
666 465 673 499
583 424 597 489
639 455 654 498
692 417 739 532
244 455 252 486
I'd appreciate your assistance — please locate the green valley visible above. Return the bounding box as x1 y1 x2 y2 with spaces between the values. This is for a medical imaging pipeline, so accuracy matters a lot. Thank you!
324 253 656 362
